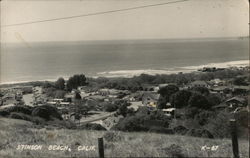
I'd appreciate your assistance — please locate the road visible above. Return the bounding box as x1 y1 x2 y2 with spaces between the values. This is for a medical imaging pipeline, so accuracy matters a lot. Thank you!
77 111 116 125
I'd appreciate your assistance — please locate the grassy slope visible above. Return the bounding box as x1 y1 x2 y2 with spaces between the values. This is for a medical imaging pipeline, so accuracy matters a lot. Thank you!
0 117 248 158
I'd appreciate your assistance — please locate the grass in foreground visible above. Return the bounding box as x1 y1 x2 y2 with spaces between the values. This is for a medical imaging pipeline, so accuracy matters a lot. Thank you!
0 117 248 158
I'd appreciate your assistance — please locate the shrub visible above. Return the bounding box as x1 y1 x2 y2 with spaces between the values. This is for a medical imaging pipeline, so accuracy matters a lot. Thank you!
113 107 170 133
112 115 148 132
104 103 118 112
0 110 10 117
31 116 46 125
173 125 188 135
194 110 215 126
32 105 62 120
54 90 67 99
9 112 33 122
191 87 209 96
78 123 106 131
235 109 249 128
5 105 33 115
183 107 200 119
55 77 65 90
204 111 231 138
170 90 192 108
103 131 122 142
186 128 214 138
188 93 211 109
207 94 222 107
148 126 174 134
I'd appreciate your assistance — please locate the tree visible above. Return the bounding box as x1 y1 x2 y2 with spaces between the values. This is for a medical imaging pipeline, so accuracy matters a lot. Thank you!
207 94 221 107
117 100 131 117
55 77 65 90
188 93 211 109
157 85 179 109
158 85 179 99
233 76 248 86
66 74 87 91
170 90 192 108
75 91 82 100
191 87 209 96
74 100 90 119
55 90 67 99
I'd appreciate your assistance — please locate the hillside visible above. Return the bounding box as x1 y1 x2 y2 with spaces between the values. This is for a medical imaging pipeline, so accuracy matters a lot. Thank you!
0 117 248 158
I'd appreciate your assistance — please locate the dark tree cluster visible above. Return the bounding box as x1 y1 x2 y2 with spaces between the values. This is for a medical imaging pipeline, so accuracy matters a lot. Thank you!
66 74 87 91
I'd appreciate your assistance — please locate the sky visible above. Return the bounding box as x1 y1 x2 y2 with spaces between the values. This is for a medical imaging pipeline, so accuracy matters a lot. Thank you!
1 0 249 43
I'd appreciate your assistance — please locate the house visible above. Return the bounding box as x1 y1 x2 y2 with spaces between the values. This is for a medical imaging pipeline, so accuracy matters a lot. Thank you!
142 92 160 108
2 93 17 105
64 93 75 102
86 95 105 101
188 80 210 88
232 86 249 94
225 97 247 108
210 86 228 94
98 88 120 96
162 108 176 117
128 101 144 111
77 86 87 91
209 79 226 86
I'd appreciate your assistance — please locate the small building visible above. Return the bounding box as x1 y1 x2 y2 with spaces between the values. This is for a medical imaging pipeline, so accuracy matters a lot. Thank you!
225 97 247 108
210 86 228 94
64 93 75 102
129 101 144 111
142 92 160 108
189 80 210 88
209 79 226 86
162 108 176 117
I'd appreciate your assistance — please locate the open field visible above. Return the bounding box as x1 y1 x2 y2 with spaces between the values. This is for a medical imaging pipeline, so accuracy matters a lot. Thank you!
0 117 248 158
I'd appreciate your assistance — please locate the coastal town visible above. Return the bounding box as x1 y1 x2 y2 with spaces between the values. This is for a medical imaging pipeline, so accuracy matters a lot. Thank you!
0 66 248 134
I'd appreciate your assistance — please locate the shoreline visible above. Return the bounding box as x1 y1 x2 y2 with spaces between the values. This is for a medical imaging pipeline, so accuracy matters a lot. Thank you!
0 59 248 86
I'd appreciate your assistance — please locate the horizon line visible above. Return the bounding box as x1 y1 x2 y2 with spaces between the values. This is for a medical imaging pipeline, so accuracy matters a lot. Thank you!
1 36 249 44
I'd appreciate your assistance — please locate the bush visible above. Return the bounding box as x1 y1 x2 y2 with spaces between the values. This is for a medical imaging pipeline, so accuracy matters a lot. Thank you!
188 93 211 109
207 94 221 107
103 131 122 142
113 107 170 133
204 111 231 138
173 125 188 135
54 90 67 99
148 126 174 134
194 110 215 126
31 116 46 125
170 90 192 108
32 105 62 120
78 123 106 131
112 115 148 132
0 110 10 117
191 87 209 96
9 112 33 122
5 105 33 115
235 109 249 128
55 77 65 90
186 128 214 138
103 103 118 112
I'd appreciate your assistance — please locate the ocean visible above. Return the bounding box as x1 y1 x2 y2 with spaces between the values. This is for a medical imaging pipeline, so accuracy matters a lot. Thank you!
0 38 249 84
